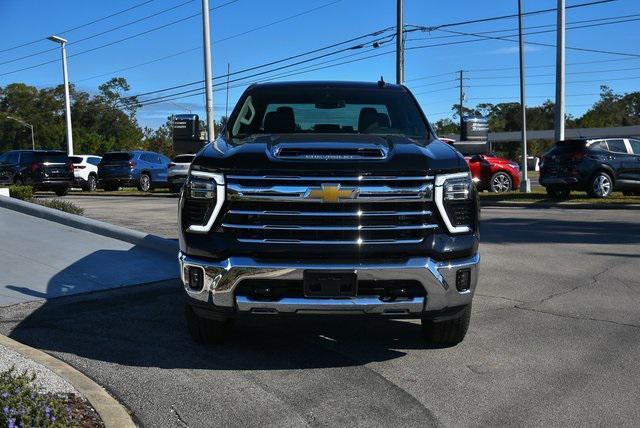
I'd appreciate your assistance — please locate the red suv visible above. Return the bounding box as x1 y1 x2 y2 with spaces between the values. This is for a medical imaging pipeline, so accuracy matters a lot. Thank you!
466 153 521 193
440 138 521 192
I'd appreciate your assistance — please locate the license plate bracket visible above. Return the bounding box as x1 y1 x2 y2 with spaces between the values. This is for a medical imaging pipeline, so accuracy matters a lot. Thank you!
303 270 357 298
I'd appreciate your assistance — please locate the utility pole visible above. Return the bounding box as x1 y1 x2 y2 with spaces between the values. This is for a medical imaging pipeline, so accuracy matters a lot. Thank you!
396 0 404 84
518 0 531 192
458 70 464 137
47 35 73 155
554 0 566 142
201 0 215 141
225 62 230 119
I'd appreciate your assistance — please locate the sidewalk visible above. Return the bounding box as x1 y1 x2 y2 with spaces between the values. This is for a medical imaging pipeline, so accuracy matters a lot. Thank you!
0 206 179 306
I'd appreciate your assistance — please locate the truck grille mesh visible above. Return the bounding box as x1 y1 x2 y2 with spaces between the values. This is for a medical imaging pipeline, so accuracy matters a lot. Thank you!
220 175 439 245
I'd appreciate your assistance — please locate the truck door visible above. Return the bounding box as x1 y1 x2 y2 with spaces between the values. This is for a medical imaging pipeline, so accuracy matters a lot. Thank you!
604 139 631 184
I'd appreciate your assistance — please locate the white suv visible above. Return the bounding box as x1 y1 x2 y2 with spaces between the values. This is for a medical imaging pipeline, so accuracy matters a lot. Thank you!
70 155 101 192
168 154 194 193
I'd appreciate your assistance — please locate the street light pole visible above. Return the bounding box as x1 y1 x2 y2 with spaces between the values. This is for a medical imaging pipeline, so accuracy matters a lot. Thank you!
201 0 215 141
47 35 74 156
396 0 404 84
518 0 531 192
4 115 34 150
554 0 566 142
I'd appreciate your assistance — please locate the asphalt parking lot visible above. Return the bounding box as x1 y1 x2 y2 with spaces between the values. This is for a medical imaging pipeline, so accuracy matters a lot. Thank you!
3 196 640 426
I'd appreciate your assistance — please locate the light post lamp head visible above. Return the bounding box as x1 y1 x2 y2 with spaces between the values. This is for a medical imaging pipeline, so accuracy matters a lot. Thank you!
47 35 67 45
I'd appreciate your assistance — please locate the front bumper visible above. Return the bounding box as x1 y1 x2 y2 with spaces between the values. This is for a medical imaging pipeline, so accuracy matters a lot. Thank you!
179 252 480 317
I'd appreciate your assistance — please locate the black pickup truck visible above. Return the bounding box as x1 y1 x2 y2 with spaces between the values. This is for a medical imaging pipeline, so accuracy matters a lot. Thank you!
179 81 480 345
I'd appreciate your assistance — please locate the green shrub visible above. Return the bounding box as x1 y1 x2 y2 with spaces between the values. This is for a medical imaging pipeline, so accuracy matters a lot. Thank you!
0 368 78 427
8 185 33 201
36 200 84 216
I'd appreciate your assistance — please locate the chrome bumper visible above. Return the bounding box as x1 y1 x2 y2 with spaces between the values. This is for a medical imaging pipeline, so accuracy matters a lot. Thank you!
179 253 480 315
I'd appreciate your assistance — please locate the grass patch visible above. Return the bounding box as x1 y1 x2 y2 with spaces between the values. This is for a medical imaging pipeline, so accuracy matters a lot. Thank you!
7 185 34 201
479 187 640 205
0 368 102 427
36 199 85 215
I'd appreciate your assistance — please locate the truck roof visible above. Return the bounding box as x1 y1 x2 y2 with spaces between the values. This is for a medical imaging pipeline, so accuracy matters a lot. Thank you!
248 80 406 91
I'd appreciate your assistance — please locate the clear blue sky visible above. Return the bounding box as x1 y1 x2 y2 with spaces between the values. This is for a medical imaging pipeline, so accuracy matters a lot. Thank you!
1 0 638 129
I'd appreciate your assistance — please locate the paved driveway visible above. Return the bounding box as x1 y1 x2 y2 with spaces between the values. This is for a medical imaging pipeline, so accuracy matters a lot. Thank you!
1 206 638 426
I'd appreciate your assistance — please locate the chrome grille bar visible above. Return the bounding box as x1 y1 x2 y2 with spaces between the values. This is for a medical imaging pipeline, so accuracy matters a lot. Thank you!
222 223 438 231
227 183 433 202
237 238 424 245
227 175 434 181
228 209 432 217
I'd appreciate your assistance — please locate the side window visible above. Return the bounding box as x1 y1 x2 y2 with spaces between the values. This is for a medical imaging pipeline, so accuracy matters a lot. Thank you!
628 139 640 155
589 141 608 151
7 152 20 164
606 139 628 153
89 157 101 166
140 153 153 163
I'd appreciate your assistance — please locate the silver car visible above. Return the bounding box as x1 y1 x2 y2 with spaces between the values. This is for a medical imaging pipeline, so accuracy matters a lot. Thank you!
168 154 194 193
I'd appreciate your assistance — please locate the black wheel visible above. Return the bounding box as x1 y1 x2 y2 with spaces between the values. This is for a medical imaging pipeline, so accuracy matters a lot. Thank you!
587 171 613 198
185 304 233 344
83 175 97 192
546 186 570 200
55 187 69 197
421 304 472 346
138 173 151 192
489 171 513 193
13 176 24 186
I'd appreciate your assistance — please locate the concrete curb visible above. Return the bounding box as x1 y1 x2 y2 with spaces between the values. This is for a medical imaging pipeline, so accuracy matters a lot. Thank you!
481 200 640 210
0 334 136 428
0 196 177 256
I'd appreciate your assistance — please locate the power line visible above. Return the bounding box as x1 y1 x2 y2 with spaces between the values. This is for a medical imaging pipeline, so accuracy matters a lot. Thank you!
119 28 394 101
76 0 344 84
0 0 241 77
468 75 640 88
0 0 155 54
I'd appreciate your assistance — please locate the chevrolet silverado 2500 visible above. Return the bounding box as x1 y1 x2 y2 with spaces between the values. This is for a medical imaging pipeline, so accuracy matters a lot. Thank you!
179 81 480 345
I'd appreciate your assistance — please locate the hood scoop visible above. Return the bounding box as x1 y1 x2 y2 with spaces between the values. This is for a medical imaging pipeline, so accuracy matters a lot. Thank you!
272 142 388 160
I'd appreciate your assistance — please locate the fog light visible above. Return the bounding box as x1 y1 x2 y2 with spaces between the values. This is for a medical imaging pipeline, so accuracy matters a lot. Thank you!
188 266 205 291
456 269 471 292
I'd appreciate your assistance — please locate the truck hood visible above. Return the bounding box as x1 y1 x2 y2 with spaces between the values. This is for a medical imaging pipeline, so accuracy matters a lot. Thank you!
191 134 466 175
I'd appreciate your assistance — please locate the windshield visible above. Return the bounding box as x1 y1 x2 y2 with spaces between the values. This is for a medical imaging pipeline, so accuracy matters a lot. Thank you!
102 152 132 162
230 86 428 140
33 152 68 163
172 155 194 163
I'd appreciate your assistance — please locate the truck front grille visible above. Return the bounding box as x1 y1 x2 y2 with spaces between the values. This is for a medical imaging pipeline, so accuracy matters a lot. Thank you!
220 175 439 245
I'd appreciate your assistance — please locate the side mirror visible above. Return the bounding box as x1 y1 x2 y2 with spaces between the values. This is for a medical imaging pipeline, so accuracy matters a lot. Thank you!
471 154 483 161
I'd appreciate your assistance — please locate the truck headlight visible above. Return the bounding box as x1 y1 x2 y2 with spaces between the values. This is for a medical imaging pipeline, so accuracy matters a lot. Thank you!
181 171 225 233
435 172 475 234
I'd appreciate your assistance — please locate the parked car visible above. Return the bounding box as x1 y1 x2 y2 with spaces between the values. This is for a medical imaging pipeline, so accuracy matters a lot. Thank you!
168 154 195 193
0 150 73 196
98 150 171 192
466 153 521 193
540 138 640 198
69 155 101 192
179 81 480 346
441 139 521 192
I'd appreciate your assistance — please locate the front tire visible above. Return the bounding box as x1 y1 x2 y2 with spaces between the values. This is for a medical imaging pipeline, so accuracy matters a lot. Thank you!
546 186 570 200
13 176 25 186
587 172 613 198
185 304 233 344
55 187 69 197
421 304 472 346
138 173 151 192
489 171 512 193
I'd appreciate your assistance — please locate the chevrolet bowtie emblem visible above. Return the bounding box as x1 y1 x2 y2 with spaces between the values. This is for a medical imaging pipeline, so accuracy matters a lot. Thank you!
307 184 355 202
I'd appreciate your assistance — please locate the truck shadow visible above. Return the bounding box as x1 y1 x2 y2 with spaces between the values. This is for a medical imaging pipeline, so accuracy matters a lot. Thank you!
6 274 442 371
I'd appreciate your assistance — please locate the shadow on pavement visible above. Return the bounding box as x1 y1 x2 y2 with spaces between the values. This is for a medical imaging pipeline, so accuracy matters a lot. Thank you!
6 278 440 371
481 217 640 245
